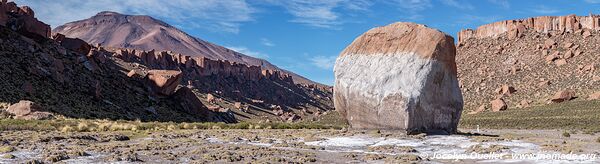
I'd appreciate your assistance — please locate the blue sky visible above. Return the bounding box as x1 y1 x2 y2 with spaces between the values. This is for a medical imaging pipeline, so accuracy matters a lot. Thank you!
16 0 600 85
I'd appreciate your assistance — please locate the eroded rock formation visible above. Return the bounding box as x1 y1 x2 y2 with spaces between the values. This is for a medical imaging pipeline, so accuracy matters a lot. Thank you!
334 22 463 133
111 48 294 83
458 14 600 44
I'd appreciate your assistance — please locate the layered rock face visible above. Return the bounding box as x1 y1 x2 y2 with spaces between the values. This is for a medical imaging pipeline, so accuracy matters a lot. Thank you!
458 14 600 44
334 22 463 133
0 0 50 38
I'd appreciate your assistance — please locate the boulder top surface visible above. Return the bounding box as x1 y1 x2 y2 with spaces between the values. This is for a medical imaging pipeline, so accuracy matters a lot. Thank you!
339 22 457 74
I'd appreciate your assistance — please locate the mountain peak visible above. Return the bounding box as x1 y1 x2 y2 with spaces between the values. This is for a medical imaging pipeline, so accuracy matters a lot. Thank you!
96 11 122 16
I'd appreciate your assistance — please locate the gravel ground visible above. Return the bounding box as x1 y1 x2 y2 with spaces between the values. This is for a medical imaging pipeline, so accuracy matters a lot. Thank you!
0 129 598 163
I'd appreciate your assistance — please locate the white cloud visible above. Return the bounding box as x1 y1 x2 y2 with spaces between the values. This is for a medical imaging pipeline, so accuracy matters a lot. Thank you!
531 5 559 14
226 46 269 59
441 0 474 10
260 38 275 47
343 0 373 11
310 56 337 70
488 0 510 9
394 0 432 11
267 0 373 28
387 0 432 21
14 0 255 33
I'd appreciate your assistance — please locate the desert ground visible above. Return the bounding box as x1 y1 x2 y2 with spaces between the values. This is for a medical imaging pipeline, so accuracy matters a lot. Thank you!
1 99 600 163
1 128 598 163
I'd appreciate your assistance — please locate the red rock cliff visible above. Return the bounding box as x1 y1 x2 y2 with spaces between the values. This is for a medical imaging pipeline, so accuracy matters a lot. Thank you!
458 14 600 44
111 48 294 83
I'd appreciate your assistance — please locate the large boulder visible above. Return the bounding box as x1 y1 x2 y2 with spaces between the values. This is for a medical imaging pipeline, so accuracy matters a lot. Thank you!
145 70 182 96
490 99 507 112
588 92 600 100
334 22 463 133
52 33 92 54
551 90 576 103
6 100 53 120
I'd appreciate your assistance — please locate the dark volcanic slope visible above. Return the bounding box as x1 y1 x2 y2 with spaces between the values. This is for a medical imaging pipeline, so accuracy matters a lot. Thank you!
53 11 319 86
0 27 213 122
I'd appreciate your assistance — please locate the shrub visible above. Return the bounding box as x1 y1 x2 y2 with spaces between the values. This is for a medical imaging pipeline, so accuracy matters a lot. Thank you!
167 124 178 131
61 125 75 133
231 122 250 129
97 122 111 131
1 154 15 159
562 132 571 138
77 122 90 132
0 146 14 153
182 123 192 129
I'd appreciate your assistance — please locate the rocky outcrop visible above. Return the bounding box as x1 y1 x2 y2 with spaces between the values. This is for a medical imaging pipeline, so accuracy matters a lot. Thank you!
112 48 293 83
334 22 463 133
6 100 53 120
0 1 50 38
458 14 600 44
145 70 182 96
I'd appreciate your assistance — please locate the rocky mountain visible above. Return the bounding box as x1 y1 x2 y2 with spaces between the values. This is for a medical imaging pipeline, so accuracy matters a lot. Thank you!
457 14 600 113
52 11 318 86
0 1 333 123
334 22 462 133
0 1 239 122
